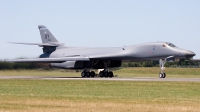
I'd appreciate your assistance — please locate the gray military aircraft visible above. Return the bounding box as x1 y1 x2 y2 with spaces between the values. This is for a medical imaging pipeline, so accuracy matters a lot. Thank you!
7 25 196 78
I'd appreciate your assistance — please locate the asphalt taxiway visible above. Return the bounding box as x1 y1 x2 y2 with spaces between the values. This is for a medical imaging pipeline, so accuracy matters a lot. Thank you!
0 76 200 82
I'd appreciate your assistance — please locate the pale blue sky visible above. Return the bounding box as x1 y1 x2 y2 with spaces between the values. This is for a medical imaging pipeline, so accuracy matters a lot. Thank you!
0 0 200 59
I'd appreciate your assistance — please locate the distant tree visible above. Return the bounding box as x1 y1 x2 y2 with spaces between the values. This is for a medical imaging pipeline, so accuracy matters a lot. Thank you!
0 59 49 70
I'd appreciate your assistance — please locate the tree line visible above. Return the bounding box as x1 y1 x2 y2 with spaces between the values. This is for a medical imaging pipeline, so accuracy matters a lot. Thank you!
122 59 199 67
0 61 49 70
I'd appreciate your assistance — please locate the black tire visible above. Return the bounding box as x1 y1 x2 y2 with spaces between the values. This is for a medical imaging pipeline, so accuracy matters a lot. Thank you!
163 73 166 78
108 71 114 77
91 71 95 77
81 72 86 77
86 72 91 77
99 71 104 77
159 73 163 78
104 72 108 77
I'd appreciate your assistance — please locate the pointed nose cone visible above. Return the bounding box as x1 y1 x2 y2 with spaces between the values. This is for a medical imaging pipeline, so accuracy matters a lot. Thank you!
185 50 196 58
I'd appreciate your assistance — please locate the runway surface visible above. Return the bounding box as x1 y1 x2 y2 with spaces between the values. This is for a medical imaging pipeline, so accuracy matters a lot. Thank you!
1 76 200 82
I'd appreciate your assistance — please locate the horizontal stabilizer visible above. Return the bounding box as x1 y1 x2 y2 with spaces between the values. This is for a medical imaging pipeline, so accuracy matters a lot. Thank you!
6 57 90 63
8 42 64 47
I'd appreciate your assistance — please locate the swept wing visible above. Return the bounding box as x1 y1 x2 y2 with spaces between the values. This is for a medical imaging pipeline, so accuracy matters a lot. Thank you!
8 42 64 47
7 57 89 63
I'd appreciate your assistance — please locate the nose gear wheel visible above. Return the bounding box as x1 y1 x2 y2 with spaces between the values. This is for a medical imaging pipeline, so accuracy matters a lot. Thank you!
159 73 166 78
159 59 166 78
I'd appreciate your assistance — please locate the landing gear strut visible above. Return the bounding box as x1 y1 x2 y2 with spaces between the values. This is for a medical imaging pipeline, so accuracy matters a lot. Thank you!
159 59 166 78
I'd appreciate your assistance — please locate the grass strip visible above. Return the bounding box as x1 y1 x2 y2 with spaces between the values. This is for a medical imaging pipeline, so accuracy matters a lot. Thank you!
0 80 200 111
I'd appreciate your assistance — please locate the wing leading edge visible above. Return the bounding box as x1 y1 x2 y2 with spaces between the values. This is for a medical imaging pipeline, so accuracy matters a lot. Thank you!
6 57 90 63
8 42 64 47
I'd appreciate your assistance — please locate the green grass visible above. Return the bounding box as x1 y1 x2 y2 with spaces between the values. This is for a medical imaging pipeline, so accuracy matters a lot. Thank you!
0 68 200 111
0 80 199 102
0 80 200 111
115 67 200 78
0 67 200 78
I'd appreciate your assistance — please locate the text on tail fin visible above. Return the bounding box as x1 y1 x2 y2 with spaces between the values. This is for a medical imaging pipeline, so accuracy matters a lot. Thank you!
38 25 59 43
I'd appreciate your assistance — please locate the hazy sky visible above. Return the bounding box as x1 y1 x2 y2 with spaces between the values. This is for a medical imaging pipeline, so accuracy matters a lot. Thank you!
0 0 200 59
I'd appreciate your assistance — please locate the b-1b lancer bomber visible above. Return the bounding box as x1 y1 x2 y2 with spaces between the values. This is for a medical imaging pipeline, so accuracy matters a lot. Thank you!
7 25 196 78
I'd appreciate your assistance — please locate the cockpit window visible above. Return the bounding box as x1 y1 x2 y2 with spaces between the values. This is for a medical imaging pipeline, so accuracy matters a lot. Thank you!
167 43 176 47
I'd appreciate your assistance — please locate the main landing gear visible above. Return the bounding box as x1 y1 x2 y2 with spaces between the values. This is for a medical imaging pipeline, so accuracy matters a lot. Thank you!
159 59 166 78
81 70 95 78
99 70 114 78
81 69 114 78
81 60 114 78
99 61 114 78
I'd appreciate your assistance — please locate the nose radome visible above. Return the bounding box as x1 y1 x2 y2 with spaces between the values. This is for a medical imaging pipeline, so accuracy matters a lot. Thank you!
185 50 196 58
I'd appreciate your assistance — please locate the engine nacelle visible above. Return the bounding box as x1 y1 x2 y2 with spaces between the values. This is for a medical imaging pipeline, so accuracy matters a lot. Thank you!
49 60 122 69
50 61 87 69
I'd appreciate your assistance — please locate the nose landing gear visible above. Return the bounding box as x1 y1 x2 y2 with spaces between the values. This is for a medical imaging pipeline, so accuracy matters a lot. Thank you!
159 59 166 78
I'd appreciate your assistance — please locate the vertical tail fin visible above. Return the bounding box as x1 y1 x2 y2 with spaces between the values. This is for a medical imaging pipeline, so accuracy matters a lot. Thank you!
38 25 59 43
